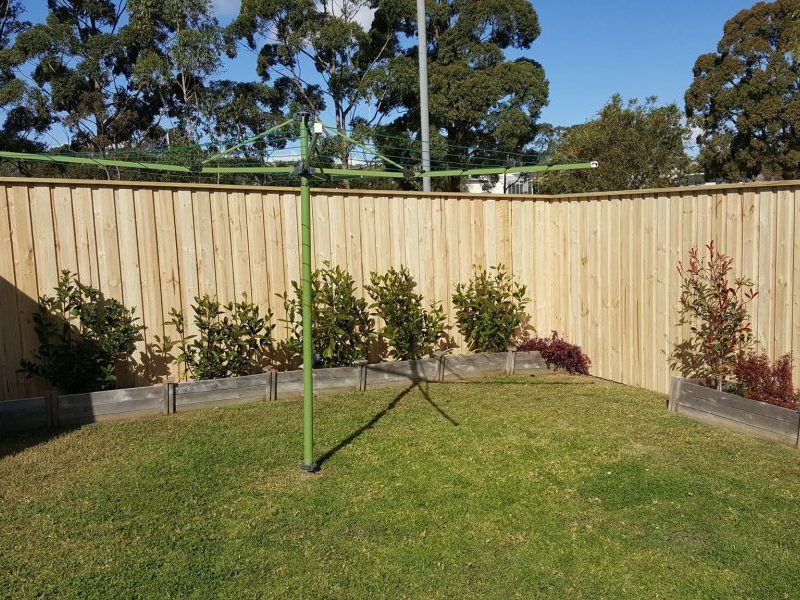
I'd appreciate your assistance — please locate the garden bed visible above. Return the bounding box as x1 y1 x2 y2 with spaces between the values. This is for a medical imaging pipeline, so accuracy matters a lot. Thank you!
669 377 800 447
0 351 548 433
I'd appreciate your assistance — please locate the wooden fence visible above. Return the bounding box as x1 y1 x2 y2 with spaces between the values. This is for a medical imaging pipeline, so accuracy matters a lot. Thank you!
1 177 799 400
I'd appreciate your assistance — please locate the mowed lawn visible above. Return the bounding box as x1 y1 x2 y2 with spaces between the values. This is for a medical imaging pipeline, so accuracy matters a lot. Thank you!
2 375 799 599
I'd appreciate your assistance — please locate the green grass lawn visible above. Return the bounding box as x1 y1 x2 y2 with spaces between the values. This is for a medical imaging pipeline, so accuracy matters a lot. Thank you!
2 375 799 599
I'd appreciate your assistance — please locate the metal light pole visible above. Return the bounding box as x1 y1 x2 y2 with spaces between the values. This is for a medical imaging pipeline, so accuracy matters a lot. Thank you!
416 0 431 192
299 114 316 472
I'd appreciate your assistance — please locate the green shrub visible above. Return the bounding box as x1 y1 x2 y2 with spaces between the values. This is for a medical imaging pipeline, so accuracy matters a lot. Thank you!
281 263 374 367
366 266 445 360
167 295 275 380
670 242 757 389
452 265 529 353
20 270 142 393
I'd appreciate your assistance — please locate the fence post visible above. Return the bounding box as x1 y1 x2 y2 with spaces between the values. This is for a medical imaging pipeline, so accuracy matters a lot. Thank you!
162 379 173 415
45 390 59 428
506 345 518 376
267 369 278 401
795 406 800 449
354 360 368 392
434 351 446 383
668 377 683 413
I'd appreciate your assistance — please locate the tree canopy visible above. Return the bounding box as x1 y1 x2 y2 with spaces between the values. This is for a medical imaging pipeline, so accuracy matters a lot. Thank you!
535 95 692 194
685 0 800 181
380 0 549 190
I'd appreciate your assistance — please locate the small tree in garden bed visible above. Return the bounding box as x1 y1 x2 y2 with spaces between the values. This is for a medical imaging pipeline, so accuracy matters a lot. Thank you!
452 265 529 353
281 263 374 368
167 295 275 380
366 266 446 360
518 332 591 375
670 242 757 390
732 352 799 410
20 270 143 393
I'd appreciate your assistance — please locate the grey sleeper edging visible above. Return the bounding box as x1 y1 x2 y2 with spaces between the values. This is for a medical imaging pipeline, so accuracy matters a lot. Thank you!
669 376 800 448
1 350 548 433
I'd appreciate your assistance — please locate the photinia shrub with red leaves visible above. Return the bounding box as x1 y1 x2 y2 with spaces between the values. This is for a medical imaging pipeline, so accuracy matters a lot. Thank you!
518 332 591 375
670 241 757 389
732 352 799 410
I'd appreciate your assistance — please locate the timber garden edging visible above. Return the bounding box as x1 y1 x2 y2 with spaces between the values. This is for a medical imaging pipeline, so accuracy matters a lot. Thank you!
669 377 800 448
0 350 548 434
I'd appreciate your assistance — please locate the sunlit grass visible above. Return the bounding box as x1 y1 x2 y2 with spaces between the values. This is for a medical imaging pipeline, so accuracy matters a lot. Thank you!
1 374 799 599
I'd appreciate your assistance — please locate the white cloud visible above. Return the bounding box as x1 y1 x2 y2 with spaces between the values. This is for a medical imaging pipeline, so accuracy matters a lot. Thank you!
212 0 241 18
324 0 375 30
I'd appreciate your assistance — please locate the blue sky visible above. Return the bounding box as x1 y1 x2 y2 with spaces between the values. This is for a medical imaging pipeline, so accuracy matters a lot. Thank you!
23 0 756 131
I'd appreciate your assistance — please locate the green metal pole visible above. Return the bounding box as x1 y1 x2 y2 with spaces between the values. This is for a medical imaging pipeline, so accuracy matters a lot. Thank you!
299 115 317 473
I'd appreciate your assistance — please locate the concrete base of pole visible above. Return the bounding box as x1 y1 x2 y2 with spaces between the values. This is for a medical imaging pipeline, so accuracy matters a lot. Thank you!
300 462 319 474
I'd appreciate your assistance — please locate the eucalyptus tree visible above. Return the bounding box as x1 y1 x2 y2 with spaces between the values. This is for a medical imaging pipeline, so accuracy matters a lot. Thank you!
0 0 51 152
128 0 224 144
685 0 800 181
14 0 164 154
381 0 550 191
226 0 407 167
536 95 692 194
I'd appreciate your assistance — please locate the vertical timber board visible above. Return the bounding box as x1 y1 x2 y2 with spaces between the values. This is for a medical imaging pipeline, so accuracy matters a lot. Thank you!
484 197 497 268
133 188 166 384
667 193 683 387
29 185 58 300
92 186 123 302
774 188 794 356
71 185 99 287
609 197 623 383
405 194 421 281
741 188 760 355
154 188 182 379
520 198 536 333
280 192 300 316
373 194 391 275
757 189 776 356
568 201 581 347
457 197 472 287
344 194 364 296
579 199 592 366
0 186 21 400
471 196 486 271
229 191 252 301
444 195 461 348
536 200 553 337
496 199 512 273
655 195 670 393
599 197 613 381
793 189 800 386
210 190 235 305
245 191 269 309
313 191 331 269
419 195 435 305
193 190 217 299
264 192 287 323
431 196 448 310
7 185 40 397
328 192 348 269
175 189 200 339
51 185 78 274
389 194 405 269
115 187 144 388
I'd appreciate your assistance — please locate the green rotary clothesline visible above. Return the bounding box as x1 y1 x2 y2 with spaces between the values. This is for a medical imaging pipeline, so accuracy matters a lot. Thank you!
0 114 598 472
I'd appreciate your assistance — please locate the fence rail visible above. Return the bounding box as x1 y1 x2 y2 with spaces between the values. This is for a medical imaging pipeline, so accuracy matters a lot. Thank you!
1 177 799 400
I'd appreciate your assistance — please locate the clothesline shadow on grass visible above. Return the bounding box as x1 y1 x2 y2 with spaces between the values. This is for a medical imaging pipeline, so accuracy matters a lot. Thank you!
315 361 459 469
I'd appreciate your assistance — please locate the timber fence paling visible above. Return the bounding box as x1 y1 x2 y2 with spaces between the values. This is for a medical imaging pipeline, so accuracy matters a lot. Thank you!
1 177 800 399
